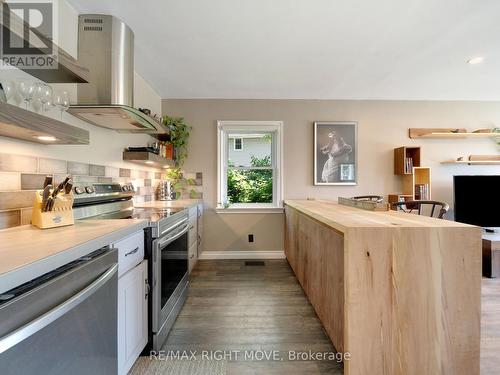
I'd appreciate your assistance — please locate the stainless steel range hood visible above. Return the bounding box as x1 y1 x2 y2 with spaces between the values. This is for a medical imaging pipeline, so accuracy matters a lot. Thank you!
68 15 166 134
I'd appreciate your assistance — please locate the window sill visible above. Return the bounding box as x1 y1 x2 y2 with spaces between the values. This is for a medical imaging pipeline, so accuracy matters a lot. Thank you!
216 207 284 214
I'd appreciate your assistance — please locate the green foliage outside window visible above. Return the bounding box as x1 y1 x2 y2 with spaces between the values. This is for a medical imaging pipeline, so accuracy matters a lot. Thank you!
227 155 273 204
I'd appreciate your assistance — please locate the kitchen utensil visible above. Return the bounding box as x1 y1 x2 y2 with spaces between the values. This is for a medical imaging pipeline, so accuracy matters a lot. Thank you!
52 176 71 198
41 185 51 212
43 175 53 189
64 182 73 195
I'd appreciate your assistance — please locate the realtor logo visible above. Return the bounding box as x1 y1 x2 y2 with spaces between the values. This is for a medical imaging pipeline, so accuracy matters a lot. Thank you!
1 0 59 69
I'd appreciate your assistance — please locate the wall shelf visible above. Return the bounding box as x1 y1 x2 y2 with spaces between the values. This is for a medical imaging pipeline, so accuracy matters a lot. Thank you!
441 160 500 165
123 151 174 168
0 7 89 83
0 101 89 144
394 146 421 175
409 128 499 139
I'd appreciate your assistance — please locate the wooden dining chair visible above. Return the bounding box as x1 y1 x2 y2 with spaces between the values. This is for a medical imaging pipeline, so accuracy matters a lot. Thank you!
392 200 450 219
351 195 384 203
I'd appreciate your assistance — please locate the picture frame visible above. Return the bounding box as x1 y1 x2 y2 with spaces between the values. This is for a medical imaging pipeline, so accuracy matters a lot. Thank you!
314 121 357 185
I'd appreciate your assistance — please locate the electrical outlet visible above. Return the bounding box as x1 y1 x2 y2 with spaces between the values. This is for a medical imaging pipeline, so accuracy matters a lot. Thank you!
248 234 254 243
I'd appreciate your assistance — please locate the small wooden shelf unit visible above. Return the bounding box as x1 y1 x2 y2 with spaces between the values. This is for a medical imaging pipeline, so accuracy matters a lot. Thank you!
389 147 431 208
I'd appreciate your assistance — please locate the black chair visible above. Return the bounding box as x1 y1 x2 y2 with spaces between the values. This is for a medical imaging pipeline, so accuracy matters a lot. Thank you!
351 195 384 203
392 200 449 219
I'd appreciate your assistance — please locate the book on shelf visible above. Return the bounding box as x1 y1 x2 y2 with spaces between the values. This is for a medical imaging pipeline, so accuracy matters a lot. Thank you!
405 157 413 173
414 184 430 200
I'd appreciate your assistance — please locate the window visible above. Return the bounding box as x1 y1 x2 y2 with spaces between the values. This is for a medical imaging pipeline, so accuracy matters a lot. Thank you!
217 121 283 210
233 137 243 151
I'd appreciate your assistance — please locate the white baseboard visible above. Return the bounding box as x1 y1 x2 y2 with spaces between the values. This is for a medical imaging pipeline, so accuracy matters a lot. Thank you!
199 250 285 260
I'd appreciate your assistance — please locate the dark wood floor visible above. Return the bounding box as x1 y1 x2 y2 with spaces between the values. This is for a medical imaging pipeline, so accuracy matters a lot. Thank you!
163 259 342 374
163 259 500 375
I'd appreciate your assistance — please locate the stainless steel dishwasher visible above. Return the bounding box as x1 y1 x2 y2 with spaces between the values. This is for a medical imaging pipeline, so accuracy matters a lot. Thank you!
0 247 118 375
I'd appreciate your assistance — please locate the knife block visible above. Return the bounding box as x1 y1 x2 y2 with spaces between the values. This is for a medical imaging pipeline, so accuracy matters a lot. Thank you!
31 190 75 229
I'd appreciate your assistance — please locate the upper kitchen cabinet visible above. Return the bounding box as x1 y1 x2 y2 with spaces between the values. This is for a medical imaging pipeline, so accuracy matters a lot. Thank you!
0 3 89 83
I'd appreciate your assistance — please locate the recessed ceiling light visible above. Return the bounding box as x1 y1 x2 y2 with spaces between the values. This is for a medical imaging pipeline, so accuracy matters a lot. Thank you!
145 161 154 164
35 135 57 142
467 57 484 65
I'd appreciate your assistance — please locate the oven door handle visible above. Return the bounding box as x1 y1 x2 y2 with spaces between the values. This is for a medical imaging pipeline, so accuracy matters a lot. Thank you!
159 217 189 238
157 224 189 249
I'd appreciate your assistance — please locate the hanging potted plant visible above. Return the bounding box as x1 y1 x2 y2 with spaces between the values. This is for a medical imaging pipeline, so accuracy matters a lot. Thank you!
162 115 195 198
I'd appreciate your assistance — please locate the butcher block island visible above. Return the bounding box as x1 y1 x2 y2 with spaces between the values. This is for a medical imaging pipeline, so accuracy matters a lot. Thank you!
284 200 482 375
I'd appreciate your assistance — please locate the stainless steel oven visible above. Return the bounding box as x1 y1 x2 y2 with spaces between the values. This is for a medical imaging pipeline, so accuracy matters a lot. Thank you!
73 183 190 351
151 213 189 350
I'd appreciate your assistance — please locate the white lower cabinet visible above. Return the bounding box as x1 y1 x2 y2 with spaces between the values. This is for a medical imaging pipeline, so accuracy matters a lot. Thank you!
118 260 148 375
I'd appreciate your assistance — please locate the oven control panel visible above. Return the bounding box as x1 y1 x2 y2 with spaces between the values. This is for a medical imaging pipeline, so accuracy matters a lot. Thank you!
73 183 135 203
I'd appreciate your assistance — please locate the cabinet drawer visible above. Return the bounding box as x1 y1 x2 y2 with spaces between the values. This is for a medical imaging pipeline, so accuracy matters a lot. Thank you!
113 231 145 277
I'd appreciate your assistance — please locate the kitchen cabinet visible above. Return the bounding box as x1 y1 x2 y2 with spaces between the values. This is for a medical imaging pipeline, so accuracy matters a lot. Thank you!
187 203 204 273
118 259 148 375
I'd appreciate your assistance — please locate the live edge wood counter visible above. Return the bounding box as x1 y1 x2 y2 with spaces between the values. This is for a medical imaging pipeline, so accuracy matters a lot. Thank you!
284 200 481 375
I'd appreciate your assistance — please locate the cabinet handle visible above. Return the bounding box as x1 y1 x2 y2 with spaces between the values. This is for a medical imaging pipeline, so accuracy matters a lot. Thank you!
145 279 150 300
125 247 139 257
189 225 194 230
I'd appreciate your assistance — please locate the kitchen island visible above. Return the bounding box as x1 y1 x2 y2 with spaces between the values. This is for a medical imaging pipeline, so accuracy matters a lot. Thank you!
284 200 481 375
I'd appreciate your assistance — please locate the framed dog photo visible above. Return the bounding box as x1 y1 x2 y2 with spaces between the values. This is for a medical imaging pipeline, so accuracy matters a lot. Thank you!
314 121 357 185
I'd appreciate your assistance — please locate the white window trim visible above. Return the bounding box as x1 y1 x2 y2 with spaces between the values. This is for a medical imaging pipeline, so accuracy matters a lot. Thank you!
217 120 284 211
233 137 243 151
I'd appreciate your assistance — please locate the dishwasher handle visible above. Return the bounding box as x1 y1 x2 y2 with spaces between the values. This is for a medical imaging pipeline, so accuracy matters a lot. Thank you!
0 263 118 354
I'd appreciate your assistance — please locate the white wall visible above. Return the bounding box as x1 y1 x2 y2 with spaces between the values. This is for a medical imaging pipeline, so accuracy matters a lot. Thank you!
163 99 500 252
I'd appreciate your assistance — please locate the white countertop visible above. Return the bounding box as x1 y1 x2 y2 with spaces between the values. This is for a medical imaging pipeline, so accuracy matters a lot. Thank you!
134 199 202 209
0 219 148 294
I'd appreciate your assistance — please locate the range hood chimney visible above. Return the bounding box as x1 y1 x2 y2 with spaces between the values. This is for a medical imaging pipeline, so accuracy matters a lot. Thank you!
68 15 166 134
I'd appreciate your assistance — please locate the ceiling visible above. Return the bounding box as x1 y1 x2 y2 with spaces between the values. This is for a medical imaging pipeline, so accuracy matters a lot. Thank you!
68 0 500 100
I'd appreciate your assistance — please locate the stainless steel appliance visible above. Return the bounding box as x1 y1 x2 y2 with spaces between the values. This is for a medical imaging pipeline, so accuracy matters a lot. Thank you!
73 183 189 351
0 247 118 375
68 15 167 134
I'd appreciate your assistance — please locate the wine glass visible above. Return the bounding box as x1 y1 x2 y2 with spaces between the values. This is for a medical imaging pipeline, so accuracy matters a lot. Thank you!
54 90 70 120
0 81 15 103
35 83 53 111
17 80 36 109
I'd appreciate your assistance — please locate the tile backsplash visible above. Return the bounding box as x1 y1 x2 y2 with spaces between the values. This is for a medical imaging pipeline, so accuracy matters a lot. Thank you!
0 152 204 229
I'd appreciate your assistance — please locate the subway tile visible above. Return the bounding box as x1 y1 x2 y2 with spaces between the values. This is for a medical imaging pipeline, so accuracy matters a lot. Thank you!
143 195 153 202
105 166 120 178
147 171 155 179
154 172 161 179
0 210 21 229
0 191 35 210
38 158 67 174
89 164 105 177
119 168 131 178
137 186 154 195
0 153 37 173
67 161 89 176
21 174 51 190
53 174 69 185
97 177 113 183
144 179 152 187
21 208 32 225
73 176 98 184
0 172 21 191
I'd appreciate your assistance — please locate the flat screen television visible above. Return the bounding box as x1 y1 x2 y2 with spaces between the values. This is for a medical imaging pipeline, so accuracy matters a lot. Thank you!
454 175 500 228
